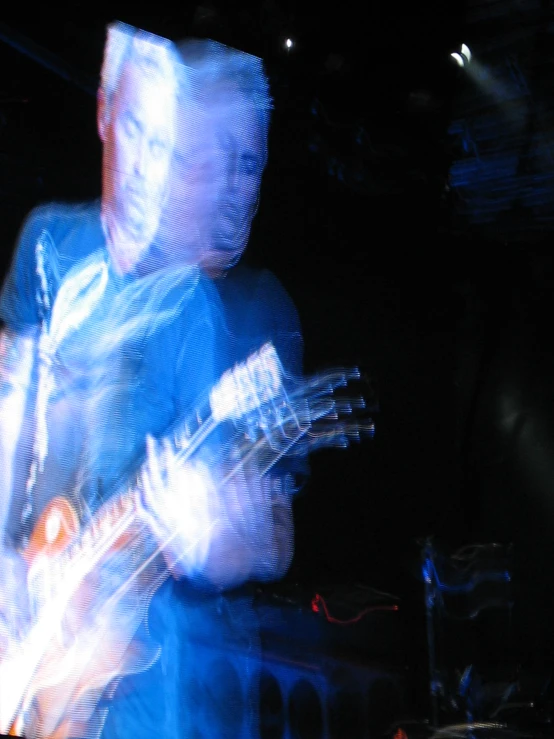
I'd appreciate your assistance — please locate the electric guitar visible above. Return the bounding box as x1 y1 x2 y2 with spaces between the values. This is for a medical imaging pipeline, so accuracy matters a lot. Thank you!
0 342 370 739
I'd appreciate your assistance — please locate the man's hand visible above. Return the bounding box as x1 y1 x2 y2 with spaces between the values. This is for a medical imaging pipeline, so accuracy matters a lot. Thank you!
193 460 295 587
138 436 221 577
0 548 30 656
138 435 294 588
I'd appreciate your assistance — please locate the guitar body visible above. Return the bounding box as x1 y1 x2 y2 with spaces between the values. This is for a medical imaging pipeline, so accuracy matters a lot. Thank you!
24 497 135 567
8 498 78 737
8 498 160 739
24 497 79 565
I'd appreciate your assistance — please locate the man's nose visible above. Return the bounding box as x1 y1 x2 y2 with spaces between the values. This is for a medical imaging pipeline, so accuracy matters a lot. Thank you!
225 152 239 191
133 137 149 178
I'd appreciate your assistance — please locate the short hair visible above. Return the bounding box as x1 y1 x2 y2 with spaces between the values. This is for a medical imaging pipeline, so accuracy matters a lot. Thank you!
175 38 273 162
100 21 180 119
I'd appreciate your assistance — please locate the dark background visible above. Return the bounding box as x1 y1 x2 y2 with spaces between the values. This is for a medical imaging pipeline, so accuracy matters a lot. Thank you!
2 0 554 713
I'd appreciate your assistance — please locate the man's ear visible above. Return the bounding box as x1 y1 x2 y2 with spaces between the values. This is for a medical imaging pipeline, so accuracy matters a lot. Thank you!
97 87 108 142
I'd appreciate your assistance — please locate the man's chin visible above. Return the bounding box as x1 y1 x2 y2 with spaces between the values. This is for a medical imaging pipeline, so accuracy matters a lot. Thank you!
125 214 159 243
214 226 240 245
213 229 246 253
202 246 245 275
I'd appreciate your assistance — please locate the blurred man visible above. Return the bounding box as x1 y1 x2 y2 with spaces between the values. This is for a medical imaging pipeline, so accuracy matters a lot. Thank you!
149 38 306 738
103 38 304 739
0 23 293 739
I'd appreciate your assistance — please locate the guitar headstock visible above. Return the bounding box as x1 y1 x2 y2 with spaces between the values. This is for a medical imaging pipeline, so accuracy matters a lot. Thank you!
209 343 284 423
209 344 374 482
299 367 374 446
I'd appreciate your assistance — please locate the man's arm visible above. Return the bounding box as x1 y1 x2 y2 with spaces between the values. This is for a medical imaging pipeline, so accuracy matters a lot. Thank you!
0 206 50 540
140 440 294 591
249 474 295 581
0 327 35 658
0 326 36 538
199 477 294 589
156 274 300 590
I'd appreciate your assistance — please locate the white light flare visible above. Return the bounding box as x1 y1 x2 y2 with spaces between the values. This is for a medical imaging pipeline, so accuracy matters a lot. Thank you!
451 52 465 68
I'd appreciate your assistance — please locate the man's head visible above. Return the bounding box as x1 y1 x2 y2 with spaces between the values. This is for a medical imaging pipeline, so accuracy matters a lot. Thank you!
98 23 179 270
156 39 272 276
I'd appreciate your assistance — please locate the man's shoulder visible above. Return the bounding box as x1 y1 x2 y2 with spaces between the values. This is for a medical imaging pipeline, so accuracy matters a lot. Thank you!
216 264 303 373
219 265 293 304
1 201 103 331
24 200 101 237
21 200 104 272
239 266 299 324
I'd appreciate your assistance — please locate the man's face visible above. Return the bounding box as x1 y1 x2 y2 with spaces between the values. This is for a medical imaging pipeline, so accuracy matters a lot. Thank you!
99 60 176 253
209 85 266 269
156 100 220 267
158 84 266 275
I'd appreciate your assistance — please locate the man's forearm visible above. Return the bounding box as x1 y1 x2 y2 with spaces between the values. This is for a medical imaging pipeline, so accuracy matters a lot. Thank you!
199 523 292 590
199 483 294 589
0 328 36 536
157 459 296 590
249 497 294 581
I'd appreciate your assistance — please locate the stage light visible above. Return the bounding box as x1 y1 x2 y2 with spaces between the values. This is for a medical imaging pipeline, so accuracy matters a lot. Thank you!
461 43 472 63
285 38 293 50
451 52 465 67
451 44 472 68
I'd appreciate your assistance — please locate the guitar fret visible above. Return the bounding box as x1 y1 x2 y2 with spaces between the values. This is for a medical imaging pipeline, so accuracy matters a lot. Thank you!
57 489 139 576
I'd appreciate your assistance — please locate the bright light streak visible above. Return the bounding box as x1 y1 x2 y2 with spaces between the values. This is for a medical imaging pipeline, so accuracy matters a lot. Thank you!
461 43 472 63
451 52 465 68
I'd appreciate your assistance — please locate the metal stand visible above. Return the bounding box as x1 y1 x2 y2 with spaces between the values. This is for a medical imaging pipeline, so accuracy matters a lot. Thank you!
422 537 519 728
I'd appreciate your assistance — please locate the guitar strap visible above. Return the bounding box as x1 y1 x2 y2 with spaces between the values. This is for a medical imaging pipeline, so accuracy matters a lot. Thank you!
21 232 109 540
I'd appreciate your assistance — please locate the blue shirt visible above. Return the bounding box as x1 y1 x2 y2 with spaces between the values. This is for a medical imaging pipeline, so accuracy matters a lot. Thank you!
0 200 220 544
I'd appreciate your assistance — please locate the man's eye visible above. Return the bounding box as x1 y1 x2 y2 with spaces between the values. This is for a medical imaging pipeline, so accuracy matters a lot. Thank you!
242 157 259 176
123 117 139 138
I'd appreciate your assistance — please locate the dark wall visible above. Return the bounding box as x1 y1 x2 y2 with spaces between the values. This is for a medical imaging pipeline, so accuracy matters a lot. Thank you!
458 246 554 667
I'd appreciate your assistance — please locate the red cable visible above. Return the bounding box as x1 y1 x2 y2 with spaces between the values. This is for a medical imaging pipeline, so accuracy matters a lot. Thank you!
311 593 399 625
